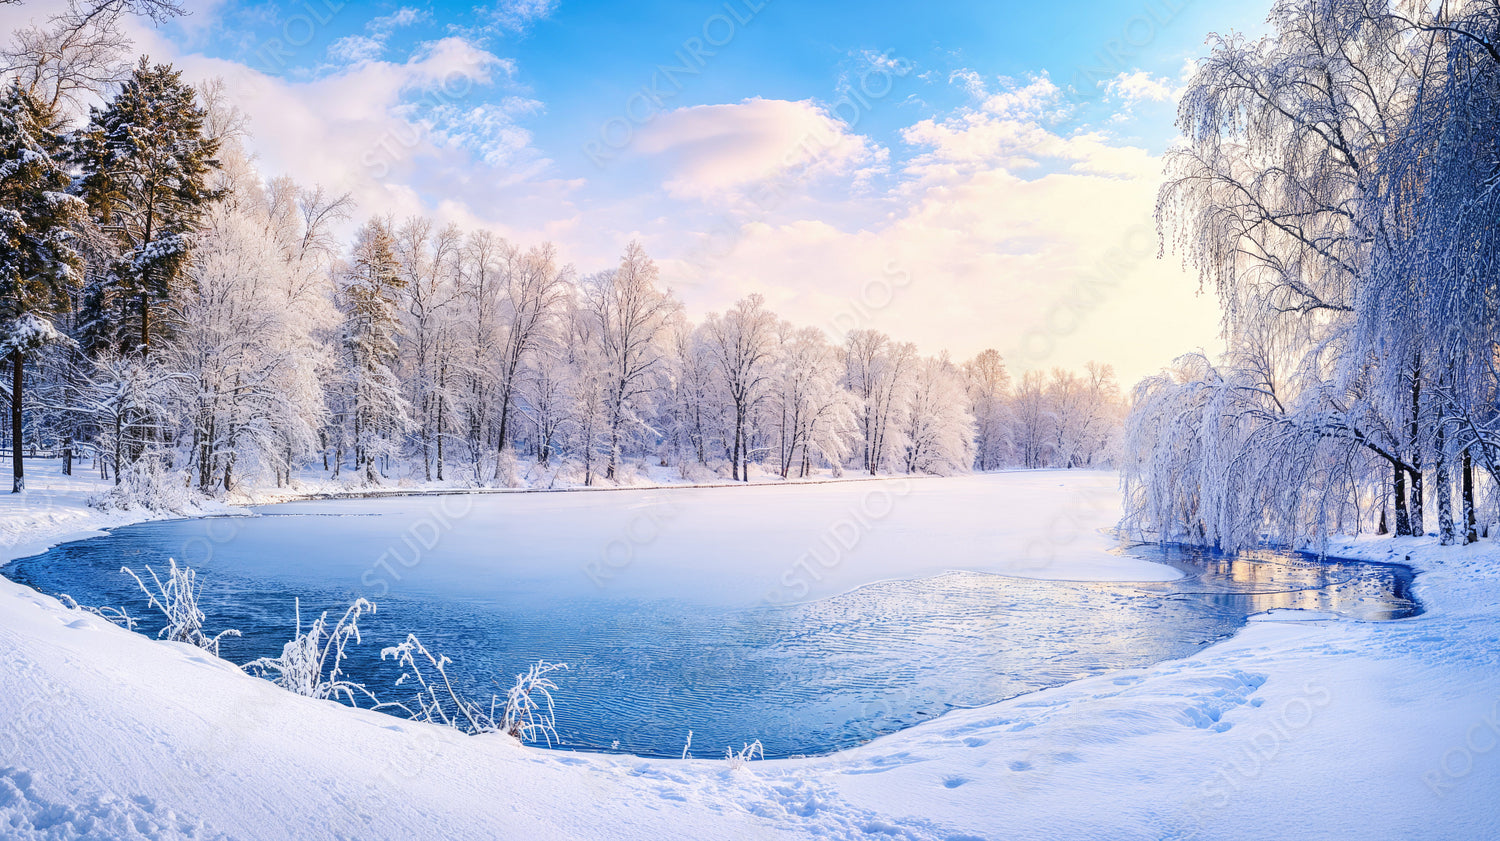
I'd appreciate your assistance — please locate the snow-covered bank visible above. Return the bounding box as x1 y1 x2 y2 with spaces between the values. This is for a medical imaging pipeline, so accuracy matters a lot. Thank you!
0 467 243 574
0 467 1496 839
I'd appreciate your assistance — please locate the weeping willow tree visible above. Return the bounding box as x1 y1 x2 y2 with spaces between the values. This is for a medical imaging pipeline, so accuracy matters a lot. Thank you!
1125 0 1500 549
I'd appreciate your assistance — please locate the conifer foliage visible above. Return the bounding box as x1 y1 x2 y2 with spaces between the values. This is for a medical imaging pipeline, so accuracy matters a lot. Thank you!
0 83 84 491
75 57 216 357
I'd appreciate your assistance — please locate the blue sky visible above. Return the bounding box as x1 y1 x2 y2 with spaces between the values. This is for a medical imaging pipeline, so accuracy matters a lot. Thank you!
4 0 1274 382
192 0 1261 167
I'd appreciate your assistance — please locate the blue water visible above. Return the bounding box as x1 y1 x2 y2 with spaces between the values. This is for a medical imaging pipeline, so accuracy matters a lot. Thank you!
2 498 1417 758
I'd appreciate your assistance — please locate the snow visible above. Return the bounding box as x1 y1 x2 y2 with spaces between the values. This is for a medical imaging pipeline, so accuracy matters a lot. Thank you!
0 313 69 356
1 463 1497 839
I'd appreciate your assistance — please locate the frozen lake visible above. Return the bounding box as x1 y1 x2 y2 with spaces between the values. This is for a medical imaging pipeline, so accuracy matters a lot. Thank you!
2 474 1417 757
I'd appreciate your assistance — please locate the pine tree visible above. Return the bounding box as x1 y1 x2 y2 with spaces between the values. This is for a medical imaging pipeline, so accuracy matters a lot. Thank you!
0 83 85 492
339 220 409 484
74 57 217 357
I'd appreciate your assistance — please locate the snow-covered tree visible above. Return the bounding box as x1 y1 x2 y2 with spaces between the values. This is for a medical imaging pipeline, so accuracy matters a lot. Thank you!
1134 0 1500 548
964 349 1011 471
170 142 339 493
393 217 460 481
701 293 777 481
900 355 974 475
336 220 409 484
74 57 217 357
580 241 678 482
0 82 84 491
1009 370 1052 469
767 324 854 478
662 318 718 473
843 329 915 475
492 242 569 476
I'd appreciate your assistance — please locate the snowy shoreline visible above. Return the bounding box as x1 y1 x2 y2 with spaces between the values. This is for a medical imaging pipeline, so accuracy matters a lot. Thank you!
1 467 1496 839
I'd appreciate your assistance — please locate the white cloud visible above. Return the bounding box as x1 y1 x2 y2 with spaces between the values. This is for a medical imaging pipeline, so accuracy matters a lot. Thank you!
643 76 1215 384
653 150 1217 385
949 69 988 100
124 25 560 245
1104 70 1178 107
629 98 887 202
898 75 1156 184
479 0 560 34
952 71 1073 122
328 6 430 66
370 7 427 36
422 97 546 171
327 34 382 64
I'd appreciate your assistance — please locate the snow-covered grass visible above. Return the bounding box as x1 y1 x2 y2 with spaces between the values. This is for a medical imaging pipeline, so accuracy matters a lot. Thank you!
243 598 375 705
377 634 567 746
0 462 1496 839
501 661 569 747
55 593 137 631
725 740 764 771
378 633 503 734
120 559 241 657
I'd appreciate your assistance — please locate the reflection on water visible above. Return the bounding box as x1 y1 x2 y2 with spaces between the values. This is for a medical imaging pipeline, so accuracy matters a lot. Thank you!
1131 544 1420 622
3 527 1417 758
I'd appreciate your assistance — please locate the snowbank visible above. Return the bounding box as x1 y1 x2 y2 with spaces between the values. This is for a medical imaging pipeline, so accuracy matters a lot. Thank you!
0 464 1496 839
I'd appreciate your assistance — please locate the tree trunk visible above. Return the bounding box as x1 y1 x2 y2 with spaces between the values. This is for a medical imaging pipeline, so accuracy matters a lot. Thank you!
421 412 431 482
1410 468 1425 536
1409 366 1424 535
495 378 515 478
733 409 743 482
436 364 445 482
606 400 622 482
1463 448 1478 544
1393 461 1410 536
113 413 122 486
11 350 23 493
139 292 150 357
1436 426 1453 546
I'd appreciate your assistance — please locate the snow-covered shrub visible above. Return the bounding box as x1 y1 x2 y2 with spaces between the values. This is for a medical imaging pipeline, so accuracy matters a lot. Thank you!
725 739 764 770
494 449 521 488
621 460 653 485
121 559 240 656
549 460 587 487
444 459 488 488
379 634 496 733
676 461 716 483
379 634 567 745
500 660 568 747
244 598 376 705
56 594 137 630
92 454 199 513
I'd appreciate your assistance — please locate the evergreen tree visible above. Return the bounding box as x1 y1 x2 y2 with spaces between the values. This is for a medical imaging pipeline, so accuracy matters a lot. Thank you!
74 57 217 357
0 83 85 492
339 219 409 484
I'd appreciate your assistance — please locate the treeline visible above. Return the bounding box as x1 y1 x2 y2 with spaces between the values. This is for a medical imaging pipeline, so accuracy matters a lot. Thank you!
1125 0 1500 549
0 13 1125 498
